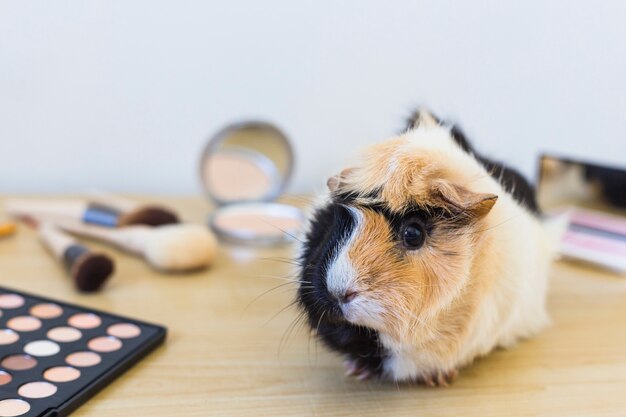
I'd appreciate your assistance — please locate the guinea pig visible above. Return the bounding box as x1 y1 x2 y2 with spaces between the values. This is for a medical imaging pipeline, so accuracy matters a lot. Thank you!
297 109 561 386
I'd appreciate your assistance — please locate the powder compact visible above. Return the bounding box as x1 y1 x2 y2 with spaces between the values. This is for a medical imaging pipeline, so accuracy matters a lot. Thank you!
0 286 165 416
200 121 305 245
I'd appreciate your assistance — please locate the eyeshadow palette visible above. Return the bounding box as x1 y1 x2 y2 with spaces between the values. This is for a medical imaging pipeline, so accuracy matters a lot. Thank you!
0 286 166 416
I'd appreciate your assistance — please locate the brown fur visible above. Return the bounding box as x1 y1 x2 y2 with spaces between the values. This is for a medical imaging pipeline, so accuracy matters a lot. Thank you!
336 133 501 377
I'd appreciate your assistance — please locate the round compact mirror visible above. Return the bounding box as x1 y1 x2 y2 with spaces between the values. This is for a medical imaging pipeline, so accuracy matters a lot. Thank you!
200 121 304 245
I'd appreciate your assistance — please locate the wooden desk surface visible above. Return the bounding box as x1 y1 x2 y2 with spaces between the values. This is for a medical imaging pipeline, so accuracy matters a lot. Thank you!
1 196 626 416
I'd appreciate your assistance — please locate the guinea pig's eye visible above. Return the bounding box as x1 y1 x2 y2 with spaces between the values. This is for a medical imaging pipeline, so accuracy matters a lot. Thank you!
400 219 426 250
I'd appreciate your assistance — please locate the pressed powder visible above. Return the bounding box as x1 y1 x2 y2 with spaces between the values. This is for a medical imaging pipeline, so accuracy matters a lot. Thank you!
212 204 303 240
201 121 303 245
205 152 274 202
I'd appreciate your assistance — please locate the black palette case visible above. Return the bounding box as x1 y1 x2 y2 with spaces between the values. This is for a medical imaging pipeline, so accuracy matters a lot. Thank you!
0 286 166 416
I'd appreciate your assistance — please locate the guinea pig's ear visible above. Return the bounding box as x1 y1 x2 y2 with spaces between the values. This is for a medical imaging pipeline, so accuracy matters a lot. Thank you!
406 108 440 130
327 167 355 192
431 180 498 219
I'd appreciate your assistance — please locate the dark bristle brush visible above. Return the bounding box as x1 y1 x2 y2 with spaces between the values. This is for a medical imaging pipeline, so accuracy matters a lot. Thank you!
87 190 180 227
23 217 114 292
6 196 179 228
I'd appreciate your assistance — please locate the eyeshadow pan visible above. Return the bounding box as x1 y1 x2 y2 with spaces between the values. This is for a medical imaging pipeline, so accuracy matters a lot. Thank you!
0 371 12 386
0 294 25 309
68 313 102 329
0 329 19 345
47 326 82 343
24 340 61 357
0 399 30 417
66 351 101 367
1 354 37 371
108 322 142 339
88 336 122 353
18 381 58 399
44 366 81 383
7 316 41 332
30 303 63 319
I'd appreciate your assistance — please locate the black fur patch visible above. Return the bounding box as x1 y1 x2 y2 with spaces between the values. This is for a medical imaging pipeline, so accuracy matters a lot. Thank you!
298 203 385 374
449 125 540 215
405 113 541 215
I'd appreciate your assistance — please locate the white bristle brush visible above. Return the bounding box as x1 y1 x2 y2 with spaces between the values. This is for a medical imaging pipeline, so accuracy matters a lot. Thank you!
53 220 218 272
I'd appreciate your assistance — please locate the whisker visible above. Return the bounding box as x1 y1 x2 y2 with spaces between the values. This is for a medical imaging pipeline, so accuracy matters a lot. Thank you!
243 282 298 313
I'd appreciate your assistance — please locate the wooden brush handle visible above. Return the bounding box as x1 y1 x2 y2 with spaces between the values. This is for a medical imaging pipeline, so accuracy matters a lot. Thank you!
5 199 124 227
54 219 149 255
38 222 79 259
5 199 88 222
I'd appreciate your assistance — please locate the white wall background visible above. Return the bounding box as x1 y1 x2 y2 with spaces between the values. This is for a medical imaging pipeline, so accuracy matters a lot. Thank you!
1 1 625 195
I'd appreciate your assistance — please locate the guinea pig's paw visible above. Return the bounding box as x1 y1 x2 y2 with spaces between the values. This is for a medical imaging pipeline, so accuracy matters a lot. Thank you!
420 369 458 387
343 358 379 381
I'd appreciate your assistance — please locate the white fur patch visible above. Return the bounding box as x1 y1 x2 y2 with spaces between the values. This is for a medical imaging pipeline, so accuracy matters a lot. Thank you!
325 207 362 299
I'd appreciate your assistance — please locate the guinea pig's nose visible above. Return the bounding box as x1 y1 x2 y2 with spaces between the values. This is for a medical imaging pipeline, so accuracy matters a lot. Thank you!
339 290 358 304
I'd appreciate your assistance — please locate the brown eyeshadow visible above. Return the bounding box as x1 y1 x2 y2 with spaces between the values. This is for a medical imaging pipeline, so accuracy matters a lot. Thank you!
0 371 12 386
1 354 37 371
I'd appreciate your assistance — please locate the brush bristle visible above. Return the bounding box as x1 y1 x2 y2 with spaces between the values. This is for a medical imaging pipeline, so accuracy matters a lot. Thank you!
71 253 114 292
120 206 179 227
144 224 217 272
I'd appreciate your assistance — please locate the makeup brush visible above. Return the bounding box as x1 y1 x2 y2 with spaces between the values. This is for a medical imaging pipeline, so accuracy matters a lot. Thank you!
5 197 179 228
54 221 217 272
22 218 114 292
87 190 180 227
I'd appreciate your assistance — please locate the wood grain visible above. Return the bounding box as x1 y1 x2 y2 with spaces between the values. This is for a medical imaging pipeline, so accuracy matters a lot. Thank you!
1 195 625 416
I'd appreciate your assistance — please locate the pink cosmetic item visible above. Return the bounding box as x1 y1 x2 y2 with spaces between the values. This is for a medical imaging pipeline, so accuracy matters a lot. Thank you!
537 155 626 273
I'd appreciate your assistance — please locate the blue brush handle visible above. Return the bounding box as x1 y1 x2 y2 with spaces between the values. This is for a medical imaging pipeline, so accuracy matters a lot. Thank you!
82 205 121 227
